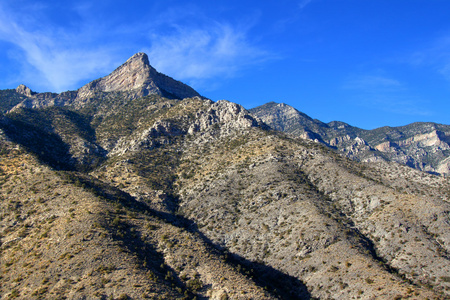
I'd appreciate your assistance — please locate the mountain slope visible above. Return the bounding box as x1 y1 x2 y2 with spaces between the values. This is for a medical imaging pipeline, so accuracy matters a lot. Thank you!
0 121 280 300
250 102 450 176
1 53 450 299
175 123 450 299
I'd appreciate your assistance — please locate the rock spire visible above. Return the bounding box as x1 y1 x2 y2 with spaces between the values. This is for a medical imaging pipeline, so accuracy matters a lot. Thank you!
77 52 200 100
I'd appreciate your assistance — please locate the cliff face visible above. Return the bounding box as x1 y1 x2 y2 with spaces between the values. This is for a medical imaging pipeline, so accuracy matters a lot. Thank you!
76 52 200 101
250 102 450 176
1 54 450 299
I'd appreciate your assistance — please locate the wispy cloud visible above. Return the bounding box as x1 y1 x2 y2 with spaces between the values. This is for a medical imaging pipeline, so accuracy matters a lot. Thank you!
408 34 450 81
271 0 315 33
0 1 273 92
0 2 120 92
138 5 274 89
343 75 402 91
343 74 432 116
146 23 272 88
298 0 314 10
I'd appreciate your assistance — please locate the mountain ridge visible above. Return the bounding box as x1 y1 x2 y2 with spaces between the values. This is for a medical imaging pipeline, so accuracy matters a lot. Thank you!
10 52 200 113
250 101 450 176
1 53 450 299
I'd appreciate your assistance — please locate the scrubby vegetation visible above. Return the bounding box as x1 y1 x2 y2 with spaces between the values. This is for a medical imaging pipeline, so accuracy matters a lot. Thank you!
1 58 450 299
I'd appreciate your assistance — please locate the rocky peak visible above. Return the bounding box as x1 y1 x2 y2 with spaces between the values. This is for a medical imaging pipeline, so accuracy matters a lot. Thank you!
9 53 201 112
15 84 35 97
249 102 329 137
93 52 153 92
129 52 150 65
77 52 200 100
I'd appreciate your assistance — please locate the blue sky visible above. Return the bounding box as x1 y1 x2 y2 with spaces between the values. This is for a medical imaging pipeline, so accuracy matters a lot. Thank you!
0 0 449 129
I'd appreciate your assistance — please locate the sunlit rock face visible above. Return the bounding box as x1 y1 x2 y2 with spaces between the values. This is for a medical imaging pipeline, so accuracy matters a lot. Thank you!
77 52 200 100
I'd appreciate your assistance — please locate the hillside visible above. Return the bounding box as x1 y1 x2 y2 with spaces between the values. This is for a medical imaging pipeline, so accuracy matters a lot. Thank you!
250 102 450 176
1 53 450 299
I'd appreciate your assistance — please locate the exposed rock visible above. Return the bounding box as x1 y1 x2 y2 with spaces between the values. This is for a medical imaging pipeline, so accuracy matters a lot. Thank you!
329 135 351 147
11 91 78 111
15 84 36 97
249 101 329 138
2 55 450 300
188 100 265 135
354 136 367 145
76 52 200 101
437 156 450 175
375 141 392 152
107 98 265 157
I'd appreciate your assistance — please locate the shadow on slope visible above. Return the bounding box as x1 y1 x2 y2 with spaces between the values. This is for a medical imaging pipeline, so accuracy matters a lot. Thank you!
0 115 74 171
60 171 312 300
0 108 106 172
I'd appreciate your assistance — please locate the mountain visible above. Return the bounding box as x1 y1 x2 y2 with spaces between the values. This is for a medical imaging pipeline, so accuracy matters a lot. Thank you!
11 52 200 113
1 53 450 299
250 102 450 176
75 52 200 101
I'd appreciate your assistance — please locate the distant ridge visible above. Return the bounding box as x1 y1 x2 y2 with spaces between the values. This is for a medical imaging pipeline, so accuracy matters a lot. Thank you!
250 101 450 175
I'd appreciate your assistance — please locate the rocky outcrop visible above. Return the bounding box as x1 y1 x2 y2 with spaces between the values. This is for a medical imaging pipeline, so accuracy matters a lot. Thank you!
329 135 351 147
437 156 450 174
249 102 329 138
375 141 393 152
11 91 78 111
108 98 265 157
15 84 36 97
188 100 265 135
109 119 186 156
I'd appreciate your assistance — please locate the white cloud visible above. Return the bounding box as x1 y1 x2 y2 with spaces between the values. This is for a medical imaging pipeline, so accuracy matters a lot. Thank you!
408 34 450 82
343 75 402 90
146 23 271 87
0 3 120 92
0 1 273 93
342 74 432 116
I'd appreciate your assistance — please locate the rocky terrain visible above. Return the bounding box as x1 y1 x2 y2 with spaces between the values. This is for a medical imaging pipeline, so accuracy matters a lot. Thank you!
1 53 450 299
250 102 450 176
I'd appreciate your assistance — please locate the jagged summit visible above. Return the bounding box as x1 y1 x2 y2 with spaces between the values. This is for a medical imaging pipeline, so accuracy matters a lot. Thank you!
8 53 201 111
95 52 154 92
15 84 36 97
129 52 150 64
77 52 200 100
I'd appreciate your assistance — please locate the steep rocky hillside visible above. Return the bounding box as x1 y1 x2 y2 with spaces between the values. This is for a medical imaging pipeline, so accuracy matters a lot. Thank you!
175 121 450 299
250 102 450 176
1 53 450 299
0 111 282 299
